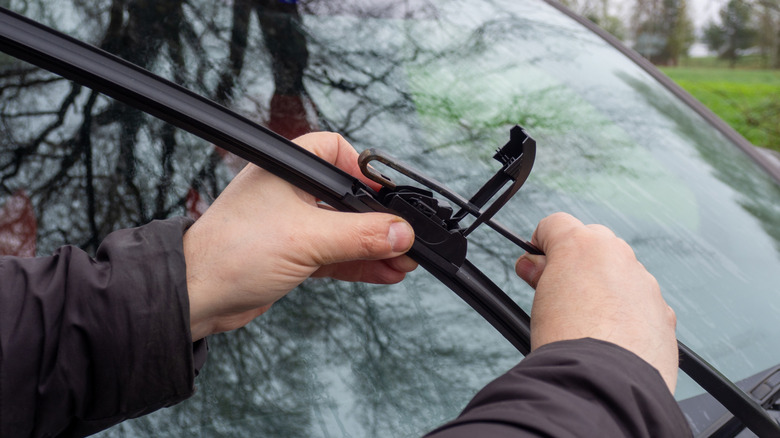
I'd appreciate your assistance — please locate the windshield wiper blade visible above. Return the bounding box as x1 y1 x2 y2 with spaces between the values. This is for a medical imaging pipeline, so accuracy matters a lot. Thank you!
2 7 778 437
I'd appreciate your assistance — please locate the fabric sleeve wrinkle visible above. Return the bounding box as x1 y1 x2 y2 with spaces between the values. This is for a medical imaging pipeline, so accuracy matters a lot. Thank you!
0 217 205 438
425 338 692 438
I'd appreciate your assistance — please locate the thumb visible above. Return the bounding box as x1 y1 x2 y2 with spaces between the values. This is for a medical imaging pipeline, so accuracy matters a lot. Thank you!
515 253 546 289
307 210 415 265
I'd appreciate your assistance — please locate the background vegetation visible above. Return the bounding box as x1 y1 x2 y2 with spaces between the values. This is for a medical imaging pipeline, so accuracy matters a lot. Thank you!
661 61 780 152
562 0 780 152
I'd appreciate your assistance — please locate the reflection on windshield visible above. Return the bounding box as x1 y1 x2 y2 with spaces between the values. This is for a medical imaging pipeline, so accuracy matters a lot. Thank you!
4 0 780 435
1 1 518 436
613 71 780 396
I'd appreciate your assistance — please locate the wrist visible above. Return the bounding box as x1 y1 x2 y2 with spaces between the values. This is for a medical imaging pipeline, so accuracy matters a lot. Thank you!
189 315 214 342
182 226 219 341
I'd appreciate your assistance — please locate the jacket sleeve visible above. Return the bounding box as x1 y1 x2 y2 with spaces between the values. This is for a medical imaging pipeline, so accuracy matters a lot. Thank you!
425 338 691 438
0 217 207 438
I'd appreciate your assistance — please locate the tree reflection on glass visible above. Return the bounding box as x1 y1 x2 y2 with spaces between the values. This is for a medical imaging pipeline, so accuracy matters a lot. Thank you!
1 1 523 436
15 0 778 433
616 71 780 254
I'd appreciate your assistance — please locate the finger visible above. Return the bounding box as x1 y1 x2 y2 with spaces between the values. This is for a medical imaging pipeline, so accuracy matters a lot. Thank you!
305 209 415 266
515 253 546 289
314 257 415 284
383 254 419 273
532 212 587 254
292 132 382 190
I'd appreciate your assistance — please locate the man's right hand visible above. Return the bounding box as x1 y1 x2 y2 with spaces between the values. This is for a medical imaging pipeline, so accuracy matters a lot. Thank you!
514 212 679 393
184 132 417 342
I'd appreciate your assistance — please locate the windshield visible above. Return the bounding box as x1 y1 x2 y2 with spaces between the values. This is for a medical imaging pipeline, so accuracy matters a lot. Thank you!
3 0 780 436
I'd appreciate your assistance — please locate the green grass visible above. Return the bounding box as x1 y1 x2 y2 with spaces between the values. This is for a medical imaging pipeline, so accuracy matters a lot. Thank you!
659 65 780 152
677 54 769 69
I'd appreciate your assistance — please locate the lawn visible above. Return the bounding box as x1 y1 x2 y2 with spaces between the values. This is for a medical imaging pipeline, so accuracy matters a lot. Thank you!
658 65 780 153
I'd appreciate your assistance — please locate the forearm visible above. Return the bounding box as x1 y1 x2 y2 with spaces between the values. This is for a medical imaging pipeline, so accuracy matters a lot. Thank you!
426 339 691 438
0 218 205 437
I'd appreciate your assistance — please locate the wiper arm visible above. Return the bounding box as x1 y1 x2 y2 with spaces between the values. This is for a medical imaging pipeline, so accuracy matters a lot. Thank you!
694 365 780 437
2 7 779 437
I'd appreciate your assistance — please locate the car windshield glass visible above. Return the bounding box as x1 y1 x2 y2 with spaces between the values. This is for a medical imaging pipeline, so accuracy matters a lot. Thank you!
3 0 780 436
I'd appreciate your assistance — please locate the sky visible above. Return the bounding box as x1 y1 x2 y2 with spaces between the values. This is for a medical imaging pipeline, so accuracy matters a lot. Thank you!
688 0 727 30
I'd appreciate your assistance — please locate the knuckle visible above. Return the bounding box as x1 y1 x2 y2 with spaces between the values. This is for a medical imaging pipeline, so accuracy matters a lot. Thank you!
586 223 615 236
354 225 389 256
558 226 605 252
614 237 637 259
666 305 677 328
538 212 574 230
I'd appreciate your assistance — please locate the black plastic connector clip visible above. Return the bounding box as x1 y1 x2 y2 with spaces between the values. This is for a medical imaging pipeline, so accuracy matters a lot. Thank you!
455 125 537 236
379 185 468 267
358 125 542 266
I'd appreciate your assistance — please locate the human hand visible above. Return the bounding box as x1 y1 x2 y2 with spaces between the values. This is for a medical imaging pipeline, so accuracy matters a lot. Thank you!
184 132 418 341
514 212 678 393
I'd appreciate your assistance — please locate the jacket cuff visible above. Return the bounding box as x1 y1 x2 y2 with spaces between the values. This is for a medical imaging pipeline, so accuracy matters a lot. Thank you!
427 338 690 438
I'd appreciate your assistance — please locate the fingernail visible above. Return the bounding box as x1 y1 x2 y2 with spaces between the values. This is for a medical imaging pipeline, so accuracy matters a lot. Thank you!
515 254 543 280
388 221 414 252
